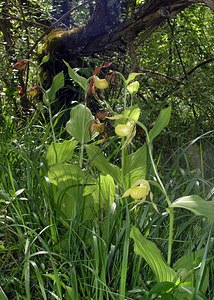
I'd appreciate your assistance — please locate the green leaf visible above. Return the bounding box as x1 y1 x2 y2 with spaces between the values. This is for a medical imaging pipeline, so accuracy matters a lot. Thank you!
48 163 84 186
130 226 179 283
30 261 47 300
125 168 147 188
48 163 85 219
64 60 88 92
173 285 208 300
66 104 93 143
149 281 176 295
173 249 209 294
46 140 78 166
85 144 122 185
171 195 214 220
126 73 142 85
0 287 9 300
123 106 141 122
88 174 116 209
0 190 13 203
126 144 147 173
148 106 171 142
65 286 75 299
124 144 147 187
40 53 50 65
46 71 64 102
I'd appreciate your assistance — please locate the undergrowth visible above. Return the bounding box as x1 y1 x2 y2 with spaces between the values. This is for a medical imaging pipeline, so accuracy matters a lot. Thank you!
0 64 214 300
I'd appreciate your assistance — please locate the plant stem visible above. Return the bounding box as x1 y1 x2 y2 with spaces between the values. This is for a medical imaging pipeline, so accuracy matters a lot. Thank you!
119 200 130 300
148 142 174 265
80 98 88 168
47 102 56 143
167 207 174 265
195 221 213 297
124 87 127 110
38 65 56 143
121 142 127 188
137 121 174 265
80 141 84 168
116 72 127 110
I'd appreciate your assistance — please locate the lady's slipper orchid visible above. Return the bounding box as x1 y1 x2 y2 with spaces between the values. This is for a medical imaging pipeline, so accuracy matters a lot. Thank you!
13 59 28 71
115 123 132 137
94 76 109 90
28 85 40 97
122 179 150 201
87 62 112 96
127 81 140 94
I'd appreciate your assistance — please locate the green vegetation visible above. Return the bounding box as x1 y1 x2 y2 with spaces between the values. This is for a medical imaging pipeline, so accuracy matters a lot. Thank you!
0 1 214 299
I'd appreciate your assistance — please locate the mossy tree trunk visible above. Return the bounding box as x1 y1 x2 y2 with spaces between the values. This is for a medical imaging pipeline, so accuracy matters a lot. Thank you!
47 0 214 56
40 0 213 116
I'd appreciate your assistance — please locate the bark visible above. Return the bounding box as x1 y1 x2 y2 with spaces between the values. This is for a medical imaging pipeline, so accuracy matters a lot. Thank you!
45 0 214 56
0 1 13 58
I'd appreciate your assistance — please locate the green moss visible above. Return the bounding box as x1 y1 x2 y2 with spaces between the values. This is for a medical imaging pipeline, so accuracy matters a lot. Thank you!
39 27 84 55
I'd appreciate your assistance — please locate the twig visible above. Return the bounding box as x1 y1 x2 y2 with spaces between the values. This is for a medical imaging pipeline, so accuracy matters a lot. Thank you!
183 57 214 78
27 0 91 56
167 19 187 76
128 39 138 71
0 13 49 29
137 68 183 83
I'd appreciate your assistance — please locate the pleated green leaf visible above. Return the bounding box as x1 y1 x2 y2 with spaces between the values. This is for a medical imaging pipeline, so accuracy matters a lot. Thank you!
46 71 64 103
46 140 78 166
86 174 116 209
64 60 88 92
130 226 179 283
173 249 209 294
48 163 84 186
125 144 147 186
66 104 93 143
48 163 85 219
85 144 122 185
171 195 214 220
148 107 171 142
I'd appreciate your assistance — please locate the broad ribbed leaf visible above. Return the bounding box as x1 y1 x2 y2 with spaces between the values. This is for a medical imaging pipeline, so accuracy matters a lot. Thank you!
46 140 78 166
66 104 93 143
46 71 64 103
130 226 179 283
171 195 214 220
48 163 84 186
124 144 147 187
64 61 88 92
48 163 84 219
148 107 171 142
173 249 209 294
88 174 116 209
149 281 176 296
85 144 122 185
126 144 147 172
173 285 207 300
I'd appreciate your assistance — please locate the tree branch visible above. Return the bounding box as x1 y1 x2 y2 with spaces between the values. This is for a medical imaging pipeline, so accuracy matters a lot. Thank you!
137 68 183 83
182 57 214 78
43 0 214 57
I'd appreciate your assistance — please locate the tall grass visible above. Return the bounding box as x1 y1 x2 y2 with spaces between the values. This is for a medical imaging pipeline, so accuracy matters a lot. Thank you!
0 108 214 299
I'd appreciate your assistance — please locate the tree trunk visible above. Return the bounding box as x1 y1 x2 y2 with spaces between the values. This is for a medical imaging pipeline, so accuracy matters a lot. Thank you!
45 0 214 56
